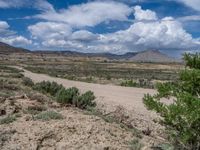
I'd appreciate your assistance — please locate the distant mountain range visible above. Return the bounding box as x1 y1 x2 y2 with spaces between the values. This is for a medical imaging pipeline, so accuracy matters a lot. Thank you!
0 42 180 63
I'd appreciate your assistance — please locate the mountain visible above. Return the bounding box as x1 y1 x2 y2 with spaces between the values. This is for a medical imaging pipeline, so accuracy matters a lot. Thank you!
0 42 29 54
127 50 179 62
0 41 180 62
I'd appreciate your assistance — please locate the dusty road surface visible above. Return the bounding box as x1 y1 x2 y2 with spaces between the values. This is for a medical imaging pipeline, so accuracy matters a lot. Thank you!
16 66 163 133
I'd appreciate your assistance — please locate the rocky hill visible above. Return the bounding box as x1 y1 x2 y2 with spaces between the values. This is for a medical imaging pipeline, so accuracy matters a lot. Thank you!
128 50 178 63
0 42 29 54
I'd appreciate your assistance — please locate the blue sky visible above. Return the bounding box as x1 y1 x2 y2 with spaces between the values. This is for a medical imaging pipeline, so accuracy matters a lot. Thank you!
0 0 199 57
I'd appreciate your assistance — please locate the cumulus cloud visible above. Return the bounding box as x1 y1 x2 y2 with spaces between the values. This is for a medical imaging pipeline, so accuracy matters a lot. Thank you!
27 5 199 54
28 22 71 40
35 1 132 27
71 30 98 41
0 36 32 46
0 20 31 46
134 6 158 21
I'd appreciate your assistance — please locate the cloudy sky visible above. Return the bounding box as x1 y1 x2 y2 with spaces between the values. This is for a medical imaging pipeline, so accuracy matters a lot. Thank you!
0 0 199 57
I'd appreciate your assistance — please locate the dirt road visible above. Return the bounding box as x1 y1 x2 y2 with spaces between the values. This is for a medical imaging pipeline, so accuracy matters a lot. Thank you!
17 67 161 130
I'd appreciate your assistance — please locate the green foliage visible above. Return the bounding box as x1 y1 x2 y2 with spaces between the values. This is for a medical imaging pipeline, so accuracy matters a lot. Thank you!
56 87 79 104
33 81 96 109
33 81 64 96
0 115 16 124
184 53 200 69
35 111 63 121
180 69 200 96
22 77 34 87
143 53 200 149
73 91 96 109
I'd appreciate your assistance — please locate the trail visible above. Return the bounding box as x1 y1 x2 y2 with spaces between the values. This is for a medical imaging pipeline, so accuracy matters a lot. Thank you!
17 66 159 126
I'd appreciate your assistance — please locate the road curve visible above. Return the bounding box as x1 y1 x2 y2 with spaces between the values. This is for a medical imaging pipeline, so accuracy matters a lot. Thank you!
16 66 158 124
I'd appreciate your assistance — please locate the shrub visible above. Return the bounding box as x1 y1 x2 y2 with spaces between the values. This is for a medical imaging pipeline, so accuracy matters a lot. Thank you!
56 87 79 104
22 77 34 87
32 81 96 110
33 81 63 96
73 91 96 109
143 53 200 149
35 111 63 121
120 80 137 87
0 115 16 124
26 105 47 115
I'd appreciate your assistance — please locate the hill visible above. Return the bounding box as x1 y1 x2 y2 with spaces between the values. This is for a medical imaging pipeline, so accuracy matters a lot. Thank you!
0 42 29 54
0 41 180 62
128 50 178 63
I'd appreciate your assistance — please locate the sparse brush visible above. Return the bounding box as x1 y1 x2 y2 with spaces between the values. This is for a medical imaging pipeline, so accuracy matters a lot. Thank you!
129 139 143 150
34 111 63 121
0 115 16 124
56 87 79 104
22 77 34 87
73 91 96 109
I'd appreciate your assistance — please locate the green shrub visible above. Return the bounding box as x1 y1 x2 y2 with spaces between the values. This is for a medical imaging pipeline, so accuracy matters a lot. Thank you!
73 91 96 109
56 87 79 104
33 81 63 96
32 81 96 110
120 80 137 87
143 53 200 149
22 77 34 87
35 111 63 121
0 115 16 124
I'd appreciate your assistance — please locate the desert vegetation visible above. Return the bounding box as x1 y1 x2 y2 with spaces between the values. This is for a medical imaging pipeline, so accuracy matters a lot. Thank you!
30 81 96 109
144 53 200 150
0 65 151 149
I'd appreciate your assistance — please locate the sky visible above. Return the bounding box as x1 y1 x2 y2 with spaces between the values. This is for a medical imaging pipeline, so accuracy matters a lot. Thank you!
0 0 199 57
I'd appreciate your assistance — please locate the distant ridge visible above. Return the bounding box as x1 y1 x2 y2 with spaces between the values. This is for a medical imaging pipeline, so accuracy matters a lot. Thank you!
128 50 179 63
0 41 180 62
0 42 29 54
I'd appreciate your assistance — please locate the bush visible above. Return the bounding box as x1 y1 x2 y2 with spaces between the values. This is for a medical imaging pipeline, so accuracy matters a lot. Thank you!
120 80 137 87
56 87 79 104
143 53 200 149
73 91 96 109
0 115 16 124
35 111 63 121
22 77 34 87
33 81 64 96
32 81 96 110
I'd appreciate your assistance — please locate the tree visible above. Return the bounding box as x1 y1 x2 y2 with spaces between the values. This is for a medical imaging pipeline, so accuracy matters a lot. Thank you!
143 53 200 150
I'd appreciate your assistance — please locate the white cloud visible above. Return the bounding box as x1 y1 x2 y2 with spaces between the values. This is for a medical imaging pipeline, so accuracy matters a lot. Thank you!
178 15 200 21
35 1 132 27
0 20 31 46
34 0 54 12
28 5 199 54
134 6 158 21
0 36 32 46
28 22 71 40
0 21 9 29
0 0 53 12
177 0 200 11
0 0 29 8
71 30 98 41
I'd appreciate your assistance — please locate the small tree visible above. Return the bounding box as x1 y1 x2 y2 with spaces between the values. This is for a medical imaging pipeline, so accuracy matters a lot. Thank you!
143 53 200 149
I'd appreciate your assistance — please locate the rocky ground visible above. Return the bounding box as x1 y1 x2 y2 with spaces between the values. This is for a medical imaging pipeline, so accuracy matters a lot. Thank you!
0 66 168 150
